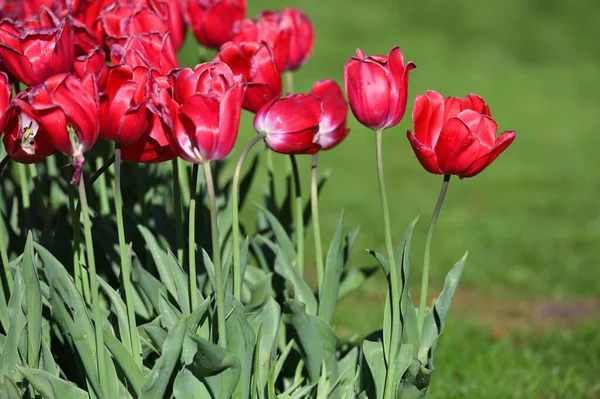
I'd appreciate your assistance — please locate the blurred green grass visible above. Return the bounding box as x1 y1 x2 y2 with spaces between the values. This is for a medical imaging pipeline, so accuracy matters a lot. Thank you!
180 0 600 395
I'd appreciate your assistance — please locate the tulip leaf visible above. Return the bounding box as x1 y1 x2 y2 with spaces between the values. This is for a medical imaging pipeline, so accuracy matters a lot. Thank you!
17 366 89 399
172 368 213 399
396 358 432 397
338 265 378 301
22 232 42 368
361 338 385 399
367 250 389 277
247 297 281 394
131 255 169 315
167 248 192 315
1 375 21 399
138 225 177 299
158 289 183 330
244 266 273 310
201 248 217 292
274 253 318 316
98 276 132 354
0 269 26 387
225 293 255 399
103 330 144 396
255 204 296 261
318 211 345 323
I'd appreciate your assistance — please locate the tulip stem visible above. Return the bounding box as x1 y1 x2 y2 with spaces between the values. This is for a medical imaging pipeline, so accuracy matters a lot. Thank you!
78 171 109 398
0 155 10 176
18 163 31 230
232 133 266 301
290 155 304 277
417 174 451 337
285 71 294 94
189 164 199 312
95 157 110 216
311 153 324 294
203 162 227 348
376 129 401 399
85 154 115 189
172 159 184 267
114 147 142 367
68 186 87 301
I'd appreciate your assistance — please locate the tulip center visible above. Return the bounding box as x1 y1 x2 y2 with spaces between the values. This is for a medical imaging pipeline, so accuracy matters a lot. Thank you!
67 123 84 157
19 113 39 155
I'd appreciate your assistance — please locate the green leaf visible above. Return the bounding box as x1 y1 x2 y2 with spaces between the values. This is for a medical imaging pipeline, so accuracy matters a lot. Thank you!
201 249 217 292
158 290 183 330
18 366 89 399
396 359 431 397
268 339 295 398
167 249 193 315
139 316 187 399
338 266 378 301
391 344 414 395
172 368 213 399
244 267 273 310
247 297 280 394
22 232 42 368
131 256 169 316
367 250 389 277
0 270 26 386
40 338 59 376
138 225 177 299
255 204 296 261
318 212 345 324
185 334 238 376
1 375 21 398
224 294 255 399
361 339 385 399
103 330 144 396
274 254 317 316
98 276 132 354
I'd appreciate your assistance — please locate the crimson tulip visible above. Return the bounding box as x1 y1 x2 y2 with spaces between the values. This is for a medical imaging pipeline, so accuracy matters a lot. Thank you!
261 8 314 71
344 46 415 131
110 32 178 75
186 0 246 49
311 79 349 150
159 63 243 163
0 71 10 128
254 94 323 155
214 41 282 113
231 17 291 73
0 7 74 86
407 90 516 178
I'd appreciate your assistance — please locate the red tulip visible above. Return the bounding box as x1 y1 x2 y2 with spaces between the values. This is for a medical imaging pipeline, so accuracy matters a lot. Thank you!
344 46 415 131
231 17 291 73
0 7 74 86
0 0 60 20
261 8 314 71
407 90 516 178
310 79 349 151
0 71 10 128
159 63 243 163
73 46 105 78
214 41 282 113
254 94 323 155
68 0 114 30
186 0 246 49
110 32 178 75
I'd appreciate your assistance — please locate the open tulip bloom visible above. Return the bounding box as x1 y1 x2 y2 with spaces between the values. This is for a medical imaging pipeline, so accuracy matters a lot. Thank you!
0 3 519 399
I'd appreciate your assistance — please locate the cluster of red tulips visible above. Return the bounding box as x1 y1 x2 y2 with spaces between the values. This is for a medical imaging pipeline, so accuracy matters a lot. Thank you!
0 0 515 181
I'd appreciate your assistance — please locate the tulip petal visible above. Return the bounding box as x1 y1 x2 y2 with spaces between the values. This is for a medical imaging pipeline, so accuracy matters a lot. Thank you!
407 130 442 174
385 46 415 129
457 109 498 148
257 94 322 135
412 90 444 148
214 83 243 159
461 130 516 178
435 117 480 175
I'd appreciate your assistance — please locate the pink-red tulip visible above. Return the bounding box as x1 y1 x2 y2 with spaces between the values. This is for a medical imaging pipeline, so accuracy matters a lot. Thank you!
231 17 291 73
0 71 10 129
186 0 246 49
0 7 74 86
110 32 178 75
214 41 282 113
159 63 243 163
407 90 516 178
254 94 323 155
311 79 349 150
261 8 314 71
344 46 415 131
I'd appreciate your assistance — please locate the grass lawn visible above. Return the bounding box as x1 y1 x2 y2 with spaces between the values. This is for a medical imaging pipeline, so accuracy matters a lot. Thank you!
180 0 600 396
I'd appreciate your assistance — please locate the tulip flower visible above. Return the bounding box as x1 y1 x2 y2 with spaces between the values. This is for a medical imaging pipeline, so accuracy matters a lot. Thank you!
214 41 282 113
0 7 74 86
232 17 292 73
110 32 178 75
260 8 314 72
0 71 10 128
186 0 246 49
344 46 415 131
159 63 243 163
311 79 349 150
407 90 516 178
254 94 323 154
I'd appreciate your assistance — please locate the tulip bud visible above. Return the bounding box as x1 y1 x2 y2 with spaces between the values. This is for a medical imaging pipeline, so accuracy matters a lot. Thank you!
311 79 350 150
186 0 246 49
214 41 282 113
254 94 323 155
344 46 415 131
407 90 516 178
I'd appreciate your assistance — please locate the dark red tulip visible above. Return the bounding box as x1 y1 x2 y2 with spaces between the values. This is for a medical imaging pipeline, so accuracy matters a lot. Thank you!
0 71 10 129
0 7 74 86
110 32 178 75
98 65 153 144
254 94 323 155
231 17 291 73
407 90 516 178
160 63 243 163
186 0 246 49
261 8 314 71
214 41 281 113
311 79 349 150
0 0 61 21
73 46 105 78
68 0 114 30
344 46 415 131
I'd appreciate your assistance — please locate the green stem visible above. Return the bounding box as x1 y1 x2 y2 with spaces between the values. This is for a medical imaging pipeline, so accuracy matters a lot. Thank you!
376 129 401 399
290 155 304 277
78 171 108 398
202 162 227 348
232 133 266 301
95 157 110 216
68 187 85 300
310 153 324 294
189 164 199 311
417 174 451 337
178 158 191 205
285 71 294 94
18 163 30 230
172 159 184 267
114 147 142 367
0 155 10 176
86 155 115 189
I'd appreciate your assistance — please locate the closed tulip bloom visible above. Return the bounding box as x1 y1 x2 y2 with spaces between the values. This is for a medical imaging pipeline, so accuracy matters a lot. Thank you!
254 94 323 154
160 63 243 163
311 79 349 150
0 7 74 86
344 46 415 131
407 90 516 178
261 8 314 71
110 32 178 75
214 41 282 113
186 0 246 49
231 17 291 73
